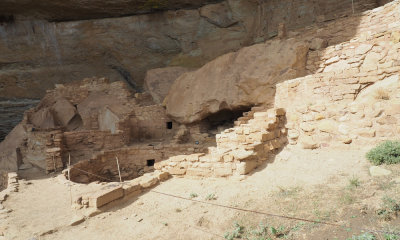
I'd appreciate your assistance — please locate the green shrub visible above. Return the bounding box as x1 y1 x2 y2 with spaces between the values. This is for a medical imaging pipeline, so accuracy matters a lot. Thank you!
366 141 400 165
347 232 376 240
377 196 400 221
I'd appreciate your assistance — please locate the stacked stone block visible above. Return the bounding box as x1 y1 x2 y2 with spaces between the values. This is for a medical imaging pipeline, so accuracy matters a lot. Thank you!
45 131 65 173
155 108 287 177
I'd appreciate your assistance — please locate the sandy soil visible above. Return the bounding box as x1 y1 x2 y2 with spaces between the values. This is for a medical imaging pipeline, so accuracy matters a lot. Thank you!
1 145 399 240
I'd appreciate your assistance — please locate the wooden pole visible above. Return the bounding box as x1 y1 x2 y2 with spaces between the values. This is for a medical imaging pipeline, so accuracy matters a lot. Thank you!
115 156 122 184
68 153 72 205
52 155 56 173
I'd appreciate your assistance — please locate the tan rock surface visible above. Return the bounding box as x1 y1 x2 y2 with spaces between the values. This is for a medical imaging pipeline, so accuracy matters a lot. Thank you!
165 39 309 123
144 67 192 104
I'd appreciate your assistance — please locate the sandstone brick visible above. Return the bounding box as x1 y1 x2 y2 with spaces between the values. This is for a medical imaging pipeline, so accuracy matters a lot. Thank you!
122 181 141 195
317 120 337 133
154 171 170 181
300 123 315 132
186 168 212 177
139 175 159 188
88 185 124 208
235 161 258 175
213 165 233 177
299 135 319 149
168 166 187 175
355 128 376 138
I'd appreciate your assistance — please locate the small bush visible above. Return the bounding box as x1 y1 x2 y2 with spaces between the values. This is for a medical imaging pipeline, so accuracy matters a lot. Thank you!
366 141 400 165
348 232 376 240
205 193 217 201
189 193 198 198
377 196 400 221
348 176 361 189
224 223 244 240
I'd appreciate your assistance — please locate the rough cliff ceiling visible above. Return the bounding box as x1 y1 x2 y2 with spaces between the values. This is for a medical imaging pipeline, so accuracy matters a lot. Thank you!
0 0 224 21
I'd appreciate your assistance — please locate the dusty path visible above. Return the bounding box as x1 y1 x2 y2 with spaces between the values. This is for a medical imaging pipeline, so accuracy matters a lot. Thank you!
1 146 399 240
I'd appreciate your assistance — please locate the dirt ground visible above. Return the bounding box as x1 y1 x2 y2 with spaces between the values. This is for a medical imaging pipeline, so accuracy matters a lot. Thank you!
1 145 399 240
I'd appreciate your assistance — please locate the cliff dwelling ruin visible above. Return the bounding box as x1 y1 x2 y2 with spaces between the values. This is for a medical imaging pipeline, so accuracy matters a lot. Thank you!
1 0 400 239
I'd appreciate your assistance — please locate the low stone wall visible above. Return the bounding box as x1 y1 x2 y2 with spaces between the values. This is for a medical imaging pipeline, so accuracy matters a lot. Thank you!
69 143 207 183
155 108 287 177
71 171 169 209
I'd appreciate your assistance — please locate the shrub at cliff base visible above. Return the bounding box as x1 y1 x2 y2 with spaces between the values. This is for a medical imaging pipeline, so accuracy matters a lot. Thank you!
366 141 400 165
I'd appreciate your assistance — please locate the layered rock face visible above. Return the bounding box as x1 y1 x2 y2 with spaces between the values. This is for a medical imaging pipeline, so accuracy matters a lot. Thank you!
0 0 379 100
0 0 222 21
0 99 39 141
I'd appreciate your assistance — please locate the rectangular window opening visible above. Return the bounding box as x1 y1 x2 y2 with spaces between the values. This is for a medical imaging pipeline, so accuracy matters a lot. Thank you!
147 159 155 167
166 122 173 129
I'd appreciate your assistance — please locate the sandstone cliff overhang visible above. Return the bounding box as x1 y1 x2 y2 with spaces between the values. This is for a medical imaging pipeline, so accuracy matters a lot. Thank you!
164 38 309 124
0 0 224 21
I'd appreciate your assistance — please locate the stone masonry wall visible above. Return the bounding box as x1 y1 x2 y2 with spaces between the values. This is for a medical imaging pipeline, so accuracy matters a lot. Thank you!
129 105 176 142
155 107 287 177
63 130 129 165
275 2 400 149
70 143 206 183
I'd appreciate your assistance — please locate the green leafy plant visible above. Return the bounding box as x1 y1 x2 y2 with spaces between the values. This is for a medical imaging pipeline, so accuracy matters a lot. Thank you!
348 176 361 189
347 232 376 240
366 141 400 165
384 233 400 240
377 196 400 221
224 223 244 240
205 193 217 201
189 193 198 198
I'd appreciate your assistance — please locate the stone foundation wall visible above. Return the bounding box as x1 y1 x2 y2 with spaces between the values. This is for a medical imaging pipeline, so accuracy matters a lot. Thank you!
155 108 288 177
69 143 205 183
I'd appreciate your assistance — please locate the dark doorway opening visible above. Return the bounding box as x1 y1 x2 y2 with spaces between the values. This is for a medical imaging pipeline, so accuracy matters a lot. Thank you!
166 122 173 129
204 106 252 132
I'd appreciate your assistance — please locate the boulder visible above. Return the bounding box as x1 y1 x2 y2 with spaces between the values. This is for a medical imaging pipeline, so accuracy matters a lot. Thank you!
200 2 238 28
309 38 327 50
144 67 192 104
0 124 26 171
369 166 392 177
29 108 56 129
52 98 77 127
165 39 309 123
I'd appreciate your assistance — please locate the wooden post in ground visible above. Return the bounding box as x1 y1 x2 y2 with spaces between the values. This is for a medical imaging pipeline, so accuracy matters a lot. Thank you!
115 156 122 184
68 153 72 205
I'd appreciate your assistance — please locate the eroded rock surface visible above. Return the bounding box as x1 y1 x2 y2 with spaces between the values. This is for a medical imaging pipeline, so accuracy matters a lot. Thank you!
0 0 222 21
144 66 192 104
165 39 309 123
